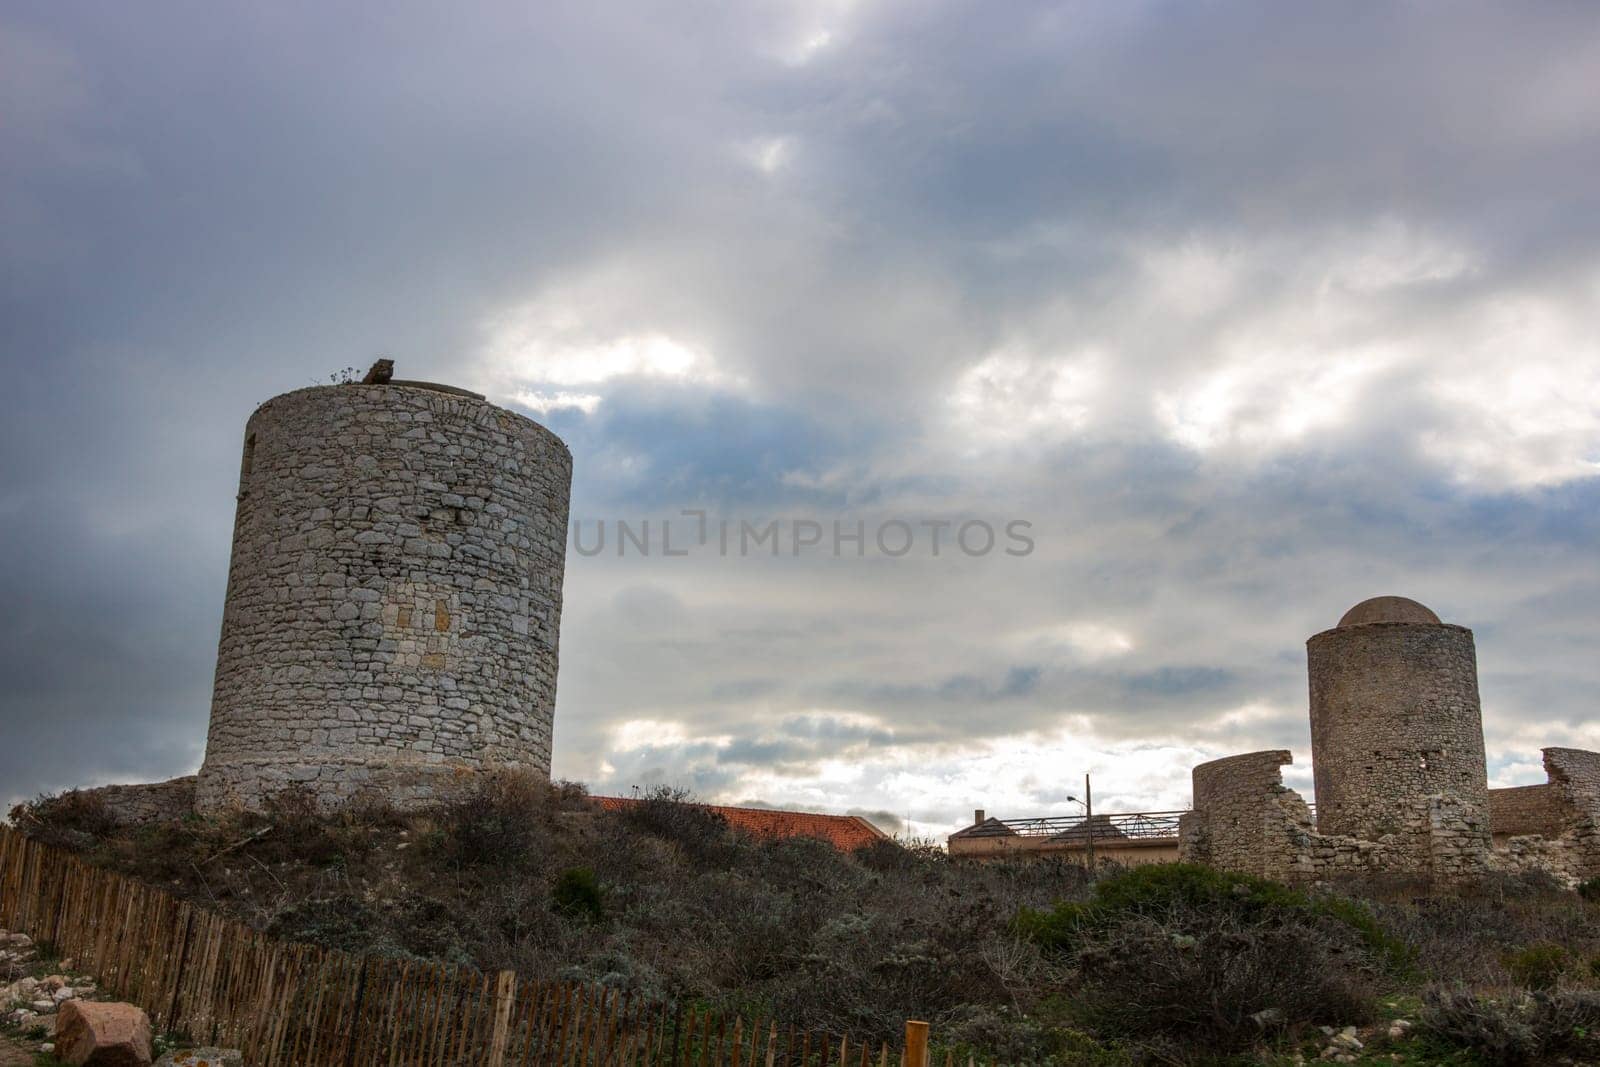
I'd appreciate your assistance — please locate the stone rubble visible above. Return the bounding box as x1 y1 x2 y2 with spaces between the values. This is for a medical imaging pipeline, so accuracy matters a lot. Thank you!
54 999 154 1066
1 927 126 1062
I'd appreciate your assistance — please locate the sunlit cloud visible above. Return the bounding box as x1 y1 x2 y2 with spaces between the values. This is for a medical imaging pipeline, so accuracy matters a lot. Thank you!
947 348 1104 447
742 136 796 176
1007 622 1136 661
1155 345 1395 454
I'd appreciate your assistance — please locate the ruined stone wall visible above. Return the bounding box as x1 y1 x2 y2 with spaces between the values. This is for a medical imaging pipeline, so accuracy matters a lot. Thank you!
1517 748 1600 882
1307 621 1488 863
1180 751 1318 881
1544 748 1600 822
53 777 198 826
1179 750 1493 882
1489 784 1567 840
195 383 571 813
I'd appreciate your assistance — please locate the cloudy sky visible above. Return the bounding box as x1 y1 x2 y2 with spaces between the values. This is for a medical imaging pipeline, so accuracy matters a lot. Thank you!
4 2 1600 838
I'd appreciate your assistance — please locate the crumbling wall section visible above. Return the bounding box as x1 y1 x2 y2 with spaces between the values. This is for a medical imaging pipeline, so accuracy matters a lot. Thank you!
1492 748 1600 883
1544 748 1600 822
1489 784 1567 840
29 777 198 827
1181 751 1319 881
1182 750 1493 882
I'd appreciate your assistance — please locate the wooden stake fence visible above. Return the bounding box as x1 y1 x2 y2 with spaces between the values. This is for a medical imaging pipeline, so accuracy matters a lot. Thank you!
1 826 978 1066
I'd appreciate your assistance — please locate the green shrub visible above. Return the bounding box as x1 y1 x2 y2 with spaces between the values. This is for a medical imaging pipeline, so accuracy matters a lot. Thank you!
1015 862 1411 973
1504 942 1570 991
1014 865 1396 1057
1579 876 1600 902
1421 987 1600 1066
552 866 604 922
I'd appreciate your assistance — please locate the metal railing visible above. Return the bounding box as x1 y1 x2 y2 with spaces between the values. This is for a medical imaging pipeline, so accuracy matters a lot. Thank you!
961 802 1319 842
962 810 1188 841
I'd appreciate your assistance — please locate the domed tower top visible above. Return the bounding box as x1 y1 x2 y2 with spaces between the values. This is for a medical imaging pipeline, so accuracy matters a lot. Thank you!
1337 595 1442 628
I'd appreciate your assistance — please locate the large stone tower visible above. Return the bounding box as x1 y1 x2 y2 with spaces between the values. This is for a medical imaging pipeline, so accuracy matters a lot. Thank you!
1307 596 1488 847
195 367 572 813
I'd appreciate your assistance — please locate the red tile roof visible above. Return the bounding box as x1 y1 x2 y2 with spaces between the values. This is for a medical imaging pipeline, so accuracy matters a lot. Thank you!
592 796 891 852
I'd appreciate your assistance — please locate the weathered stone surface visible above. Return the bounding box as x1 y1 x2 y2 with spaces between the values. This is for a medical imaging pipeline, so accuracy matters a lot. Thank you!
1336 595 1441 627
1308 618 1488 860
1488 781 1567 841
194 381 572 813
54 1000 153 1066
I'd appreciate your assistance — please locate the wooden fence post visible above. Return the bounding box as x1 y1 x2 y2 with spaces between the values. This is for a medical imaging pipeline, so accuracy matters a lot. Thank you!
487 969 517 1067
903 1021 928 1067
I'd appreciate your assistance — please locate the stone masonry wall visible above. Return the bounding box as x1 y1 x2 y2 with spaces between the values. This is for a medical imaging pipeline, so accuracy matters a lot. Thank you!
195 383 571 813
65 777 198 826
1181 751 1315 881
1179 745 1600 885
1307 621 1487 865
1179 750 1494 882
1488 783 1567 840
1524 748 1600 881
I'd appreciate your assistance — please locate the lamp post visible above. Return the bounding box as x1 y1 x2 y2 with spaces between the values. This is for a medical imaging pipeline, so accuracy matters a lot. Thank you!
1066 774 1096 872
1085 773 1094 872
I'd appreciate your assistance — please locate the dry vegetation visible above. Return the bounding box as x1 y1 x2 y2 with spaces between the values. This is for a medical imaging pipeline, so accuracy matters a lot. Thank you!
15 777 1600 1065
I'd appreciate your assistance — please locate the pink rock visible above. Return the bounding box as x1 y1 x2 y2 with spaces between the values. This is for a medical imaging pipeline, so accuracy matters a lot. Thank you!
54 1000 154 1066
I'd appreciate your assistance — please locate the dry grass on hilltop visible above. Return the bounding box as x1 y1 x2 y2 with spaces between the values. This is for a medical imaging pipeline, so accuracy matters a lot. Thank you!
16 776 1600 1065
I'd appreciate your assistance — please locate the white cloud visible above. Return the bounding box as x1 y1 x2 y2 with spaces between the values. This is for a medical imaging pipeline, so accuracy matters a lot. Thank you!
1420 295 1600 489
1155 345 1395 454
512 389 603 415
947 348 1103 447
609 718 695 752
1007 622 1135 661
475 269 742 413
743 136 796 175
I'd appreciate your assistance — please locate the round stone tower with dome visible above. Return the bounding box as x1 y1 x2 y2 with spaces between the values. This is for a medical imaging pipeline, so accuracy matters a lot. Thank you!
1307 595 1488 845
195 363 572 813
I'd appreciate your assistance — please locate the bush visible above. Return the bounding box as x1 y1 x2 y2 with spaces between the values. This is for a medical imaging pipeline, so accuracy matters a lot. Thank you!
552 867 604 922
1579 876 1600 902
1356 877 1597 988
9 790 117 849
430 769 551 867
1421 987 1600 1066
620 786 739 866
1016 862 1410 973
1504 942 1570 991
1015 864 1394 1057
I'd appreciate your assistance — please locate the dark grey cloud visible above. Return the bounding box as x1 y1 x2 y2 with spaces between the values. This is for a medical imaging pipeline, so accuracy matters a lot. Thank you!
4 1 1600 835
